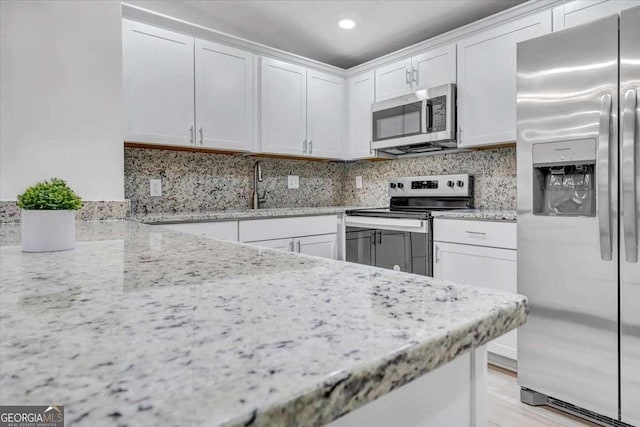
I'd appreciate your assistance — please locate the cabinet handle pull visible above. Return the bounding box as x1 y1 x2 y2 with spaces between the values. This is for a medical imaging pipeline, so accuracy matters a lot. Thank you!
309 140 313 155
189 126 194 144
465 230 486 236
435 245 440 263
405 69 411 84
412 68 418 83
289 240 294 252
296 239 301 252
302 139 307 154
198 127 203 145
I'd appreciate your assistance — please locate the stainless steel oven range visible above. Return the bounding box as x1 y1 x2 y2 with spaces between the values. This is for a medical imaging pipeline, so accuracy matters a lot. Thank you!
346 174 473 276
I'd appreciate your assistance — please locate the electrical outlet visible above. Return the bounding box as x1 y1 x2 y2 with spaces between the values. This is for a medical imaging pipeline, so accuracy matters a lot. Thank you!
288 175 299 189
355 176 363 189
150 179 162 197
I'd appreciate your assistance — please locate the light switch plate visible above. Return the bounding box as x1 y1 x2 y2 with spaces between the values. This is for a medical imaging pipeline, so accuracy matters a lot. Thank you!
288 175 299 189
356 176 363 189
150 179 162 197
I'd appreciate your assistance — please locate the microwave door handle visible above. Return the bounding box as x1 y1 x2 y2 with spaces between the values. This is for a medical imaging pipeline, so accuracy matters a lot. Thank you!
422 100 430 134
622 89 638 262
598 93 613 261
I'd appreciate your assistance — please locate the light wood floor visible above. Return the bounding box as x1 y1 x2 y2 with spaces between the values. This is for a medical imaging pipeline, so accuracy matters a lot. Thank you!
488 365 598 427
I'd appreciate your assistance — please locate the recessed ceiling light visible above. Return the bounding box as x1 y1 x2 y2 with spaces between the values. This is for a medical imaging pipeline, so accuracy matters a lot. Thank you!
338 19 356 30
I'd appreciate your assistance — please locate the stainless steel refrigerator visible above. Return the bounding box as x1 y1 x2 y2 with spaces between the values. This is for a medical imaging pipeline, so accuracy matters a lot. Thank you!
516 6 639 426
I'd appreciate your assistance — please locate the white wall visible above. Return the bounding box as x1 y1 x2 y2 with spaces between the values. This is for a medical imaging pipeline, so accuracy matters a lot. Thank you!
0 0 124 201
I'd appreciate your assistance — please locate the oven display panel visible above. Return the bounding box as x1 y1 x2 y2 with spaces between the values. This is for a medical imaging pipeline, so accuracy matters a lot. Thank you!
411 180 438 189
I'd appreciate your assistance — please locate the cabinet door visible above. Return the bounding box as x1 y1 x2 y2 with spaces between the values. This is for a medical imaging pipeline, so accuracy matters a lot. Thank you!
195 39 254 152
347 71 376 159
122 20 195 146
553 0 639 30
375 58 413 101
307 70 344 158
433 241 518 360
412 44 457 90
260 57 307 156
297 234 337 259
457 11 551 148
249 237 293 252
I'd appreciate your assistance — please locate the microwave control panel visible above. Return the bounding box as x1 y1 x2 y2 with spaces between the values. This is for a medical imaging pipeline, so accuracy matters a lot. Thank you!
428 96 447 133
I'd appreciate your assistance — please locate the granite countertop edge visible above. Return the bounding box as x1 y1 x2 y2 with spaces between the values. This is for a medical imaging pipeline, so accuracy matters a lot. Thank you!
431 209 517 222
224 295 527 426
128 206 364 224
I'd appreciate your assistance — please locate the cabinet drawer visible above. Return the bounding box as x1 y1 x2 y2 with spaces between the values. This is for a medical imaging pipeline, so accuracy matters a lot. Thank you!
433 219 516 249
239 215 337 242
157 221 238 242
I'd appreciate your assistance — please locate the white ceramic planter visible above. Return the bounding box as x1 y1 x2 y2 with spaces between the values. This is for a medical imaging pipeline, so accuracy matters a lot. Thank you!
21 210 76 252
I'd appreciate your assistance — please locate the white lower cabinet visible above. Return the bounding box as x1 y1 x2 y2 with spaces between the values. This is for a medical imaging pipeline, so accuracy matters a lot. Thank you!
433 219 518 361
250 234 337 259
250 237 294 252
297 234 337 258
241 215 338 259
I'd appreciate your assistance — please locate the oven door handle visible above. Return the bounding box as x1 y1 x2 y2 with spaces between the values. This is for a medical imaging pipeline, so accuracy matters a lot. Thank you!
345 216 427 232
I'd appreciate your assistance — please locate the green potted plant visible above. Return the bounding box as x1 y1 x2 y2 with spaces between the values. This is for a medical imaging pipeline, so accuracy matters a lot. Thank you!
17 178 83 252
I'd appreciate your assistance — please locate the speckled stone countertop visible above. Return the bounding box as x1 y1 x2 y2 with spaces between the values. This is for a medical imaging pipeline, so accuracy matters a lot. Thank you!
431 209 517 222
0 221 527 427
129 206 364 224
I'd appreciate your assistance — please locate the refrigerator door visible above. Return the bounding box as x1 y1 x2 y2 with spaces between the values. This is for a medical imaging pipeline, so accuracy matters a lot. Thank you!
620 5 640 426
516 15 619 418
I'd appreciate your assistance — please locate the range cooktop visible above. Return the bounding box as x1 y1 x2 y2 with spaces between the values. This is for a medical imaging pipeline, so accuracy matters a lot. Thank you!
347 174 474 220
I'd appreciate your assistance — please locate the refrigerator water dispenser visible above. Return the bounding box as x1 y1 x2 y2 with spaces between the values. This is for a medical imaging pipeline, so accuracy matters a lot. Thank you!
532 139 596 216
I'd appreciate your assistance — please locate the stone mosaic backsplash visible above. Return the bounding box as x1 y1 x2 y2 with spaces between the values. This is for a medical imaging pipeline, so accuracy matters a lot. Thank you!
0 200 129 223
343 147 517 210
125 146 516 214
124 148 345 214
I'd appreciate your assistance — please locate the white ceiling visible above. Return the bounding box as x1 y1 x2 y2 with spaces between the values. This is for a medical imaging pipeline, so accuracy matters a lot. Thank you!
129 0 527 69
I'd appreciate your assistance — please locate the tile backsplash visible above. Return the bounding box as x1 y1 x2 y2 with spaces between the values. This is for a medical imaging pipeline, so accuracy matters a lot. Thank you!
124 148 345 214
343 147 516 210
124 146 516 214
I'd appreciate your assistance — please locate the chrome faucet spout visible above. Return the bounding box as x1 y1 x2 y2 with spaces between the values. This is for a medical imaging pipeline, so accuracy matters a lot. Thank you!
252 161 265 209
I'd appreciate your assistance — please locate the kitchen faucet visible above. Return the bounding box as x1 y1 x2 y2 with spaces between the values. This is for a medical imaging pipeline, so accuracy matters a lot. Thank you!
251 161 266 209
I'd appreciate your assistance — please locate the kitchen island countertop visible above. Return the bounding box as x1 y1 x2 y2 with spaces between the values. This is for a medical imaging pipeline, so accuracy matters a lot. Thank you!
0 221 526 426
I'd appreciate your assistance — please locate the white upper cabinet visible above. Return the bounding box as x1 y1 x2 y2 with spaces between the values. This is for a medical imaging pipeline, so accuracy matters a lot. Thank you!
412 44 457 90
307 70 344 158
195 39 254 152
347 70 376 159
456 11 551 148
374 44 456 102
375 58 413 101
553 0 639 30
260 57 308 156
122 20 195 146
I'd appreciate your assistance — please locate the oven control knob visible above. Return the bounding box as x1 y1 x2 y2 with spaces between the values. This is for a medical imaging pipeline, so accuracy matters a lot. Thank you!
390 183 397 189
447 180 455 188
457 180 464 187
397 182 404 189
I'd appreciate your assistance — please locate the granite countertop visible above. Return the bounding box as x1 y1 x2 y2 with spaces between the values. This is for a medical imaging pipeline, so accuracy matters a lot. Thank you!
0 221 527 427
431 209 517 222
129 206 365 224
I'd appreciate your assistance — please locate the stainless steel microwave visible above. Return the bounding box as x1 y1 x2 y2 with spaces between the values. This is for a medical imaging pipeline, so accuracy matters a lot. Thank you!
371 84 456 155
